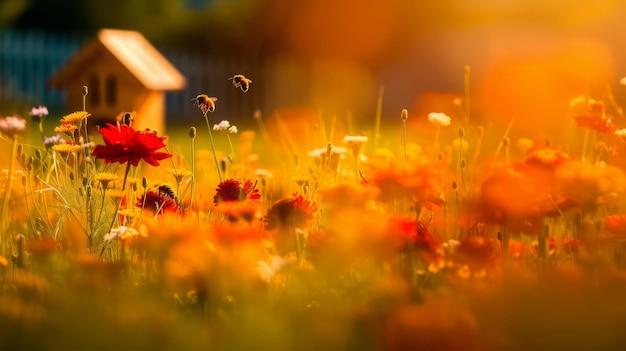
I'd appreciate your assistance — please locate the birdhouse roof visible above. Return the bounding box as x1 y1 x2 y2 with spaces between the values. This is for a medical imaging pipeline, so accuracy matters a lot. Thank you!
50 29 186 91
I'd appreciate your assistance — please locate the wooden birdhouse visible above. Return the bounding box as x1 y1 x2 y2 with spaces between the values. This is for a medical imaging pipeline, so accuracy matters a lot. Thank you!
49 28 186 133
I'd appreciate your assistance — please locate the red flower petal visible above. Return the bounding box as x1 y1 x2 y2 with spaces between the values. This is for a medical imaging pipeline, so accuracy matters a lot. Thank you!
92 123 171 167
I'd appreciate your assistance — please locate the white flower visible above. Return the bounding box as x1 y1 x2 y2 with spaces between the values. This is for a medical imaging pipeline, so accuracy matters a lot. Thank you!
213 120 231 131
428 112 451 126
257 256 293 283
308 146 348 158
616 129 626 138
342 135 368 144
104 226 138 242
254 168 274 178
0 115 26 137
213 120 238 134
29 105 49 117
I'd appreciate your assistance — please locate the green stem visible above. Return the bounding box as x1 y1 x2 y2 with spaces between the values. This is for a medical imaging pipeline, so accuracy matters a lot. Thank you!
226 134 236 164
203 112 222 183
37 118 45 143
106 162 132 237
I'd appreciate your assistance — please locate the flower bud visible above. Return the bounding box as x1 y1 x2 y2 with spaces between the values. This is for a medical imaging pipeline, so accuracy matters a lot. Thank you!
401 109 408 121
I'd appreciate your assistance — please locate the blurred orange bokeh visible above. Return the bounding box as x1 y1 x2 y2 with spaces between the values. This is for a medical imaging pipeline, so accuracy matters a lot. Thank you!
476 37 614 133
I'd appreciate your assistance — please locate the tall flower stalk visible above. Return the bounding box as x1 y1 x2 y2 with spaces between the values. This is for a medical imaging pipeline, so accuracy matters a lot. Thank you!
204 113 222 182
193 94 222 183
401 109 408 161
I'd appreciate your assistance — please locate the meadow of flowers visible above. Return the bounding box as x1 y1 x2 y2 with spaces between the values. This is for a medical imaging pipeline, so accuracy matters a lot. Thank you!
3 78 626 351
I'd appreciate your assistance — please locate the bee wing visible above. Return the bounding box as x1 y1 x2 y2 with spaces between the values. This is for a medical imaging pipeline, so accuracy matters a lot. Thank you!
210 97 218 101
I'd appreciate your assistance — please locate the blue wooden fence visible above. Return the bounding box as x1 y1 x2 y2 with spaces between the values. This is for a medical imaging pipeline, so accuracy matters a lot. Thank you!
0 29 302 122
0 29 85 110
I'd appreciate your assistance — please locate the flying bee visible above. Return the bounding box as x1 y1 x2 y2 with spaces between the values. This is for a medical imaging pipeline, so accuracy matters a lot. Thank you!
191 94 218 114
228 74 252 93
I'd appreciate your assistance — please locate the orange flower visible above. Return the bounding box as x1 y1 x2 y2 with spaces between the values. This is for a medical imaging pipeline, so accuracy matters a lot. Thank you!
215 200 262 223
317 182 379 209
364 159 442 206
480 166 543 218
555 161 626 209
211 220 263 247
524 148 570 170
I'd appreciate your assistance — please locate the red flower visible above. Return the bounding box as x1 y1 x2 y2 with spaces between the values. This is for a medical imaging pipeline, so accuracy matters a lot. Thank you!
605 214 626 236
137 186 181 215
265 193 317 230
365 160 442 207
387 217 438 262
572 114 616 134
562 238 581 254
92 123 172 166
455 236 499 269
213 178 261 205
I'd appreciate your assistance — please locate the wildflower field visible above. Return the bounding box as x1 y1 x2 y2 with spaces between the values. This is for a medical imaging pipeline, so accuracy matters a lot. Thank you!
3 77 626 351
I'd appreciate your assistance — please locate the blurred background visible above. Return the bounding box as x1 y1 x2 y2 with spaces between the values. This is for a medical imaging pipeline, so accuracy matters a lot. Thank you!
1 0 626 135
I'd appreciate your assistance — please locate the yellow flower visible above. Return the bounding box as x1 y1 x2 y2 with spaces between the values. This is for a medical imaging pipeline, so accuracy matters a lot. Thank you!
54 124 78 134
165 167 192 183
291 175 309 187
60 111 90 124
94 172 119 188
51 143 78 154
118 208 142 219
